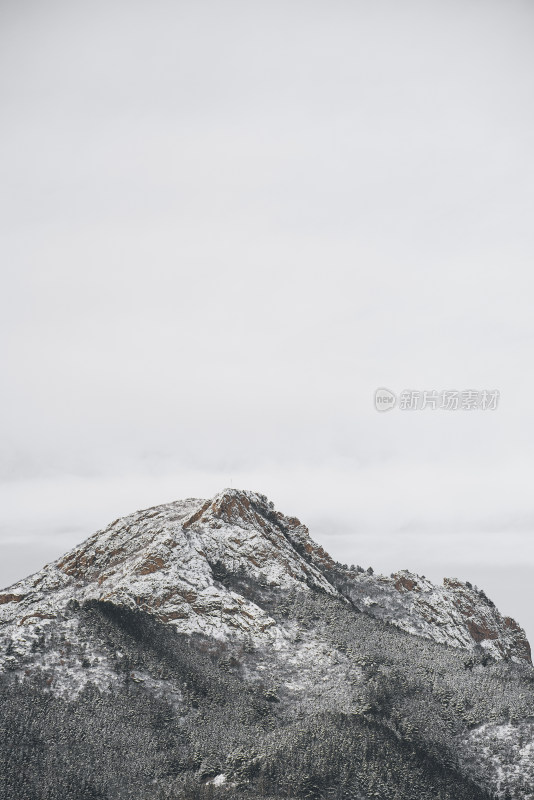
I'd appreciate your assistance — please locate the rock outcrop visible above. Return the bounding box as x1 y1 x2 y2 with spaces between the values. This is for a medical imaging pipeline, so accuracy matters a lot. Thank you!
0 488 529 669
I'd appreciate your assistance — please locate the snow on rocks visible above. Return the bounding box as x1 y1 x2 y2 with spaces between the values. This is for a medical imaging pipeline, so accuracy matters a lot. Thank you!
333 569 531 664
459 718 534 799
0 488 530 685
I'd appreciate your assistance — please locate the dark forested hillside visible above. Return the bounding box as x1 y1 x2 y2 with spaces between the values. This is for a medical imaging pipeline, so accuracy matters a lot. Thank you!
0 490 533 799
1 593 532 800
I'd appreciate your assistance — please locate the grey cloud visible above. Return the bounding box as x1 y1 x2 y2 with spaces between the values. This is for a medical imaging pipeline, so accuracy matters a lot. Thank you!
1 2 534 641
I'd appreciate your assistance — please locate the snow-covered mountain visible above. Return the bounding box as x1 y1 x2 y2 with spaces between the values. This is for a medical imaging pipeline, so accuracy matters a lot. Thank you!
1 488 529 668
1 489 533 800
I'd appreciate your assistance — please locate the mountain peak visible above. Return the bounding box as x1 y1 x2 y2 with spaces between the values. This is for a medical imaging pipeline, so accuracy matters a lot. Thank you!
0 489 530 671
183 488 276 531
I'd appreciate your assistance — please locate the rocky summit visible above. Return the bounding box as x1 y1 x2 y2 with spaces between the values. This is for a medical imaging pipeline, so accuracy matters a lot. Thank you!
1 489 533 800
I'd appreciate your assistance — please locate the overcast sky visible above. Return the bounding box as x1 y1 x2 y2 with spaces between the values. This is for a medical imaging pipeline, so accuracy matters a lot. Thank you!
2 0 534 643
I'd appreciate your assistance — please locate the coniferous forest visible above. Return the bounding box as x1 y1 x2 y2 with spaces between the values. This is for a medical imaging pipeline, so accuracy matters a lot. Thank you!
2 584 533 800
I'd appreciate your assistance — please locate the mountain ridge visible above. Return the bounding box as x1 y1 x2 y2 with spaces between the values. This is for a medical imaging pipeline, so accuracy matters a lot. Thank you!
0 488 530 670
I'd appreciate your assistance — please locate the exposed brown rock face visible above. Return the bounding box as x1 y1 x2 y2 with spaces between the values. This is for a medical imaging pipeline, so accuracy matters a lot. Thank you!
504 616 522 632
0 594 25 605
182 499 211 529
57 550 97 578
157 610 190 623
443 577 463 590
394 575 417 592
442 580 532 662
187 491 279 540
136 556 166 576
281 516 336 572
467 620 499 643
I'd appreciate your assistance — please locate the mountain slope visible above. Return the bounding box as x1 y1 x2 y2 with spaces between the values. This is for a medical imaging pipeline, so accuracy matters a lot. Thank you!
0 488 533 800
0 489 529 666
